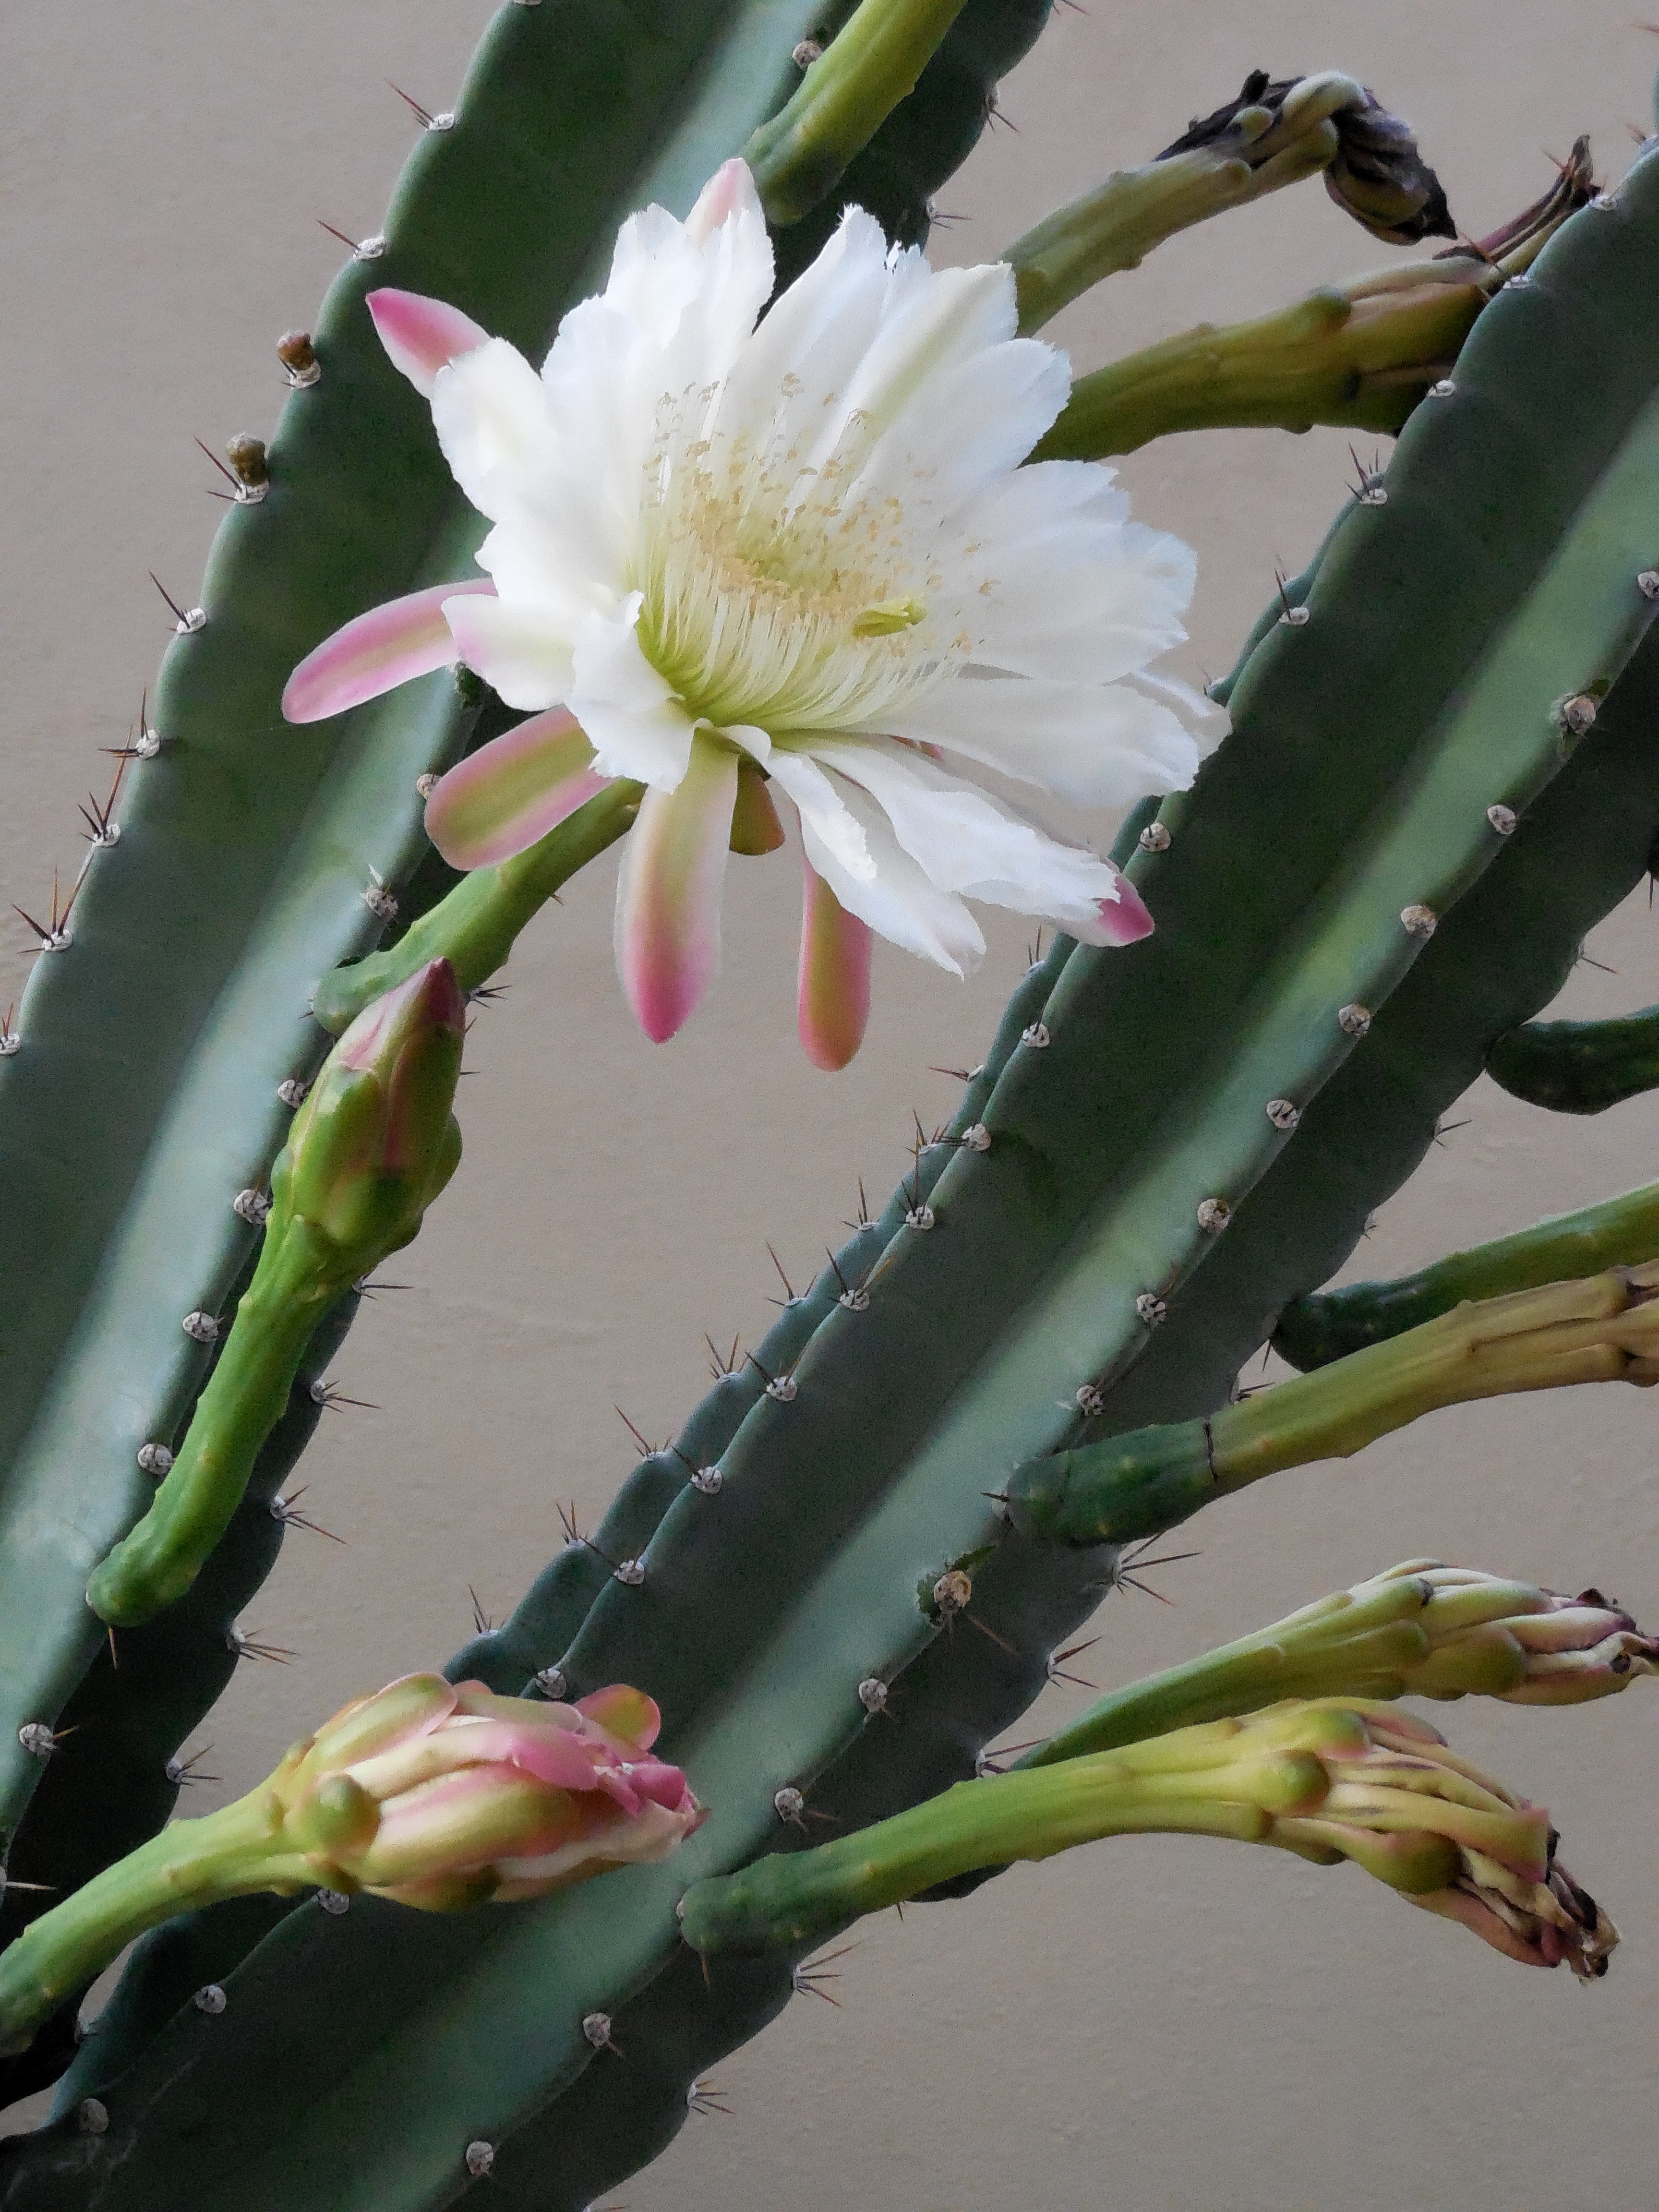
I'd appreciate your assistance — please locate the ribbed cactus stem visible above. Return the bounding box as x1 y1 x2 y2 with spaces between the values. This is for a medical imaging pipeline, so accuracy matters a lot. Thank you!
311 781 641 1036
1010 1262 1659 1545
745 0 971 222
1275 1176 1659 1369
1485 999 1659 1113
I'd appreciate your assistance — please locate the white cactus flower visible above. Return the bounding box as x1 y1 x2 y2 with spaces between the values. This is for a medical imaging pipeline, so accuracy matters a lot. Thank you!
285 161 1221 1064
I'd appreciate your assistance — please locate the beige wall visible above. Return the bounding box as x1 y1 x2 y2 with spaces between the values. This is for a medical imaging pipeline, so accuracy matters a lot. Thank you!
4 4 1658 2202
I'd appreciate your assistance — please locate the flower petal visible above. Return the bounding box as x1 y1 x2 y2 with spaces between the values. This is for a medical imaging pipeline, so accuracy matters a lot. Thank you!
684 158 761 245
812 734 1136 940
430 338 559 521
569 602 699 787
424 709 608 869
879 673 1204 809
367 288 490 397
614 735 739 1041
576 1684 662 1753
442 590 576 713
282 579 495 723
798 857 874 1070
792 764 985 976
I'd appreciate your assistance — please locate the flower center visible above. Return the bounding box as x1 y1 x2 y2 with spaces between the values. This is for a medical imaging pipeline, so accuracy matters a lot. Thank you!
632 429 951 739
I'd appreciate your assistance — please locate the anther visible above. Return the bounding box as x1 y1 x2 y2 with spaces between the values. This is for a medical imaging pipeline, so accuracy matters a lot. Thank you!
581 2011 614 2051
317 1888 350 1915
277 330 321 387
363 874 399 921
137 1442 174 1476
1638 571 1659 601
233 1187 272 1226
1557 694 1597 735
1428 378 1456 397
18 1722 56 1759
1135 1292 1167 1327
1196 1197 1231 1233
960 1121 991 1152
1265 1098 1300 1131
792 37 822 63
857 1677 888 1714
904 1203 936 1231
933 1568 971 1618
613 1558 646 1587
1075 1382 1106 1417
277 1076 310 1107
1337 1002 1372 1037
774 1785 805 1823
75 2098 109 2137
182 1310 220 1344
1138 820 1172 852
1486 804 1517 835
465 2142 495 2178
225 435 269 504
192 1984 227 2016
1021 1021 1051 1049
416 772 440 797
691 1465 723 1495
1399 903 1438 938
534 1664 568 1697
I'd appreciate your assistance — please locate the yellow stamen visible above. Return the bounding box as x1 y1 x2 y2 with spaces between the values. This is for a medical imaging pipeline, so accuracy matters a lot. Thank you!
852 598 928 638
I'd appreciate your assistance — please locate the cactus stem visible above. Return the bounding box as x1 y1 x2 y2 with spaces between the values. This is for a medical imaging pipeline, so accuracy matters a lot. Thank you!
790 1943 856 2003
268 1489 344 1543
316 219 387 262
388 85 454 133
1045 1638 1099 1689
226 1627 293 1665
148 571 204 633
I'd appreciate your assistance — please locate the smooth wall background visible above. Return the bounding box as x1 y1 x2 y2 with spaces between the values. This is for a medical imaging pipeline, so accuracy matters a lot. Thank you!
3 6 1658 2206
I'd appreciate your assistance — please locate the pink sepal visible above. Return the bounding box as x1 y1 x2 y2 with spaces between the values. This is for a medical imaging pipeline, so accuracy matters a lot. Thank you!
282 578 496 723
797 860 874 1071
367 287 491 397
424 709 608 869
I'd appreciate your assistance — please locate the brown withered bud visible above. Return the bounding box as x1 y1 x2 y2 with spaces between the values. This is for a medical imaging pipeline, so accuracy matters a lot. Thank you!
276 329 321 387
1157 70 1456 246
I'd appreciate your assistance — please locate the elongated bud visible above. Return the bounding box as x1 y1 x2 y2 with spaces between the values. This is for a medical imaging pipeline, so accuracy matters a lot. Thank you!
1377 1563 1659 1705
280 959 465 1262
0 1675 700 2053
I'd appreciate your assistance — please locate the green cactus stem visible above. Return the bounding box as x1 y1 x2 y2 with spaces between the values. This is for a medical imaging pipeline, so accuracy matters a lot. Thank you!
745 0 970 222
1274 1176 1659 1369
85 962 464 1626
1010 1261 1659 1547
1485 1000 1659 1113
1009 72 1394 335
311 782 641 1037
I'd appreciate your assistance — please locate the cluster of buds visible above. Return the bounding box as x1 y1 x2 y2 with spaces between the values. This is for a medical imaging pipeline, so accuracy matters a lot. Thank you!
0 1676 701 2052
1365 1560 1659 1705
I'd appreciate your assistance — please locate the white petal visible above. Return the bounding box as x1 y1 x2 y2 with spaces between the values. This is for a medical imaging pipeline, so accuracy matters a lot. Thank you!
846 337 1070 514
430 340 557 521
811 736 1129 930
568 602 698 788
476 505 620 631
1123 669 1231 759
442 592 575 712
879 673 1202 807
765 748 874 883
795 767 984 976
603 204 707 347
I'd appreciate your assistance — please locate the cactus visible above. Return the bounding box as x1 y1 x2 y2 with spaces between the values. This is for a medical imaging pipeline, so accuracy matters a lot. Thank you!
1485 998 1659 1112
6 6 1659 2208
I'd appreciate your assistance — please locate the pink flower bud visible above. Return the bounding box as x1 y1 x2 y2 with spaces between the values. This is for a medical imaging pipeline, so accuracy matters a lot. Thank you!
280 1674 703 1909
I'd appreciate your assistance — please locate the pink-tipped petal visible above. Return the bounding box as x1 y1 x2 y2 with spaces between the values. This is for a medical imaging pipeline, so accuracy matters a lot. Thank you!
424 709 609 868
685 158 762 245
576 1685 662 1753
367 288 491 397
614 738 739 1043
282 579 496 723
797 859 874 1071
1094 874 1155 946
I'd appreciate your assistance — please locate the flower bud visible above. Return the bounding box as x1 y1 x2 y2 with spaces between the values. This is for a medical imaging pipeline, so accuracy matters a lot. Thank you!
276 1673 703 1908
277 959 465 1266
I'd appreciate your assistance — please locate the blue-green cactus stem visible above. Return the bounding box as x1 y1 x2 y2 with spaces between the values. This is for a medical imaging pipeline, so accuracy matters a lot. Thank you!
311 782 641 1037
747 0 969 222
1008 1262 1659 1547
0 0 830 1852
1485 1000 1659 1114
1275 1176 1659 1370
